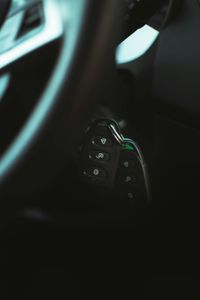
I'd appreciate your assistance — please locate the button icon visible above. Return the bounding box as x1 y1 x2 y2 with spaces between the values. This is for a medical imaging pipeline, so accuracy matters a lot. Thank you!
88 151 110 162
123 161 129 168
125 176 132 183
93 169 100 176
119 173 137 185
121 159 136 169
127 192 134 200
101 138 107 145
96 152 104 159
92 136 112 147
82 167 107 179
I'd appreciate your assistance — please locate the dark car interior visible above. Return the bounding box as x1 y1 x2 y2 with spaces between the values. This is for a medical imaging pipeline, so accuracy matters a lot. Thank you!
1 0 200 298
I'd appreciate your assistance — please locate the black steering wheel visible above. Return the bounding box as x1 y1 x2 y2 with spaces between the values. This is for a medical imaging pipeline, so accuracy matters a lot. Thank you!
0 0 122 225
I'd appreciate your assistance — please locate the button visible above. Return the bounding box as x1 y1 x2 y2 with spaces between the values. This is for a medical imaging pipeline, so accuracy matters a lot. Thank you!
119 173 137 185
121 159 136 169
88 151 110 162
91 136 113 147
119 188 137 203
83 167 107 179
127 192 134 200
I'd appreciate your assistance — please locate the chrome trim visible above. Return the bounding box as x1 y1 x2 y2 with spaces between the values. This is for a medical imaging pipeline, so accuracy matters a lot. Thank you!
108 121 151 202
108 123 125 146
124 138 151 202
0 0 63 69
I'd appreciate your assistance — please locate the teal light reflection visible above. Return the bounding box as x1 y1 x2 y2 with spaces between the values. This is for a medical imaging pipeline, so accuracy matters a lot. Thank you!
0 74 10 102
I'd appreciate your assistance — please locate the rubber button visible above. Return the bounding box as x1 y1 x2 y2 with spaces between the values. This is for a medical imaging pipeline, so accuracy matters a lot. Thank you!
119 173 137 185
83 167 107 179
91 136 113 147
88 151 110 162
120 159 136 169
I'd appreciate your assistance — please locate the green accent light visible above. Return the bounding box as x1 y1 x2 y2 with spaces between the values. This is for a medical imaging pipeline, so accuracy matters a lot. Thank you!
123 144 135 151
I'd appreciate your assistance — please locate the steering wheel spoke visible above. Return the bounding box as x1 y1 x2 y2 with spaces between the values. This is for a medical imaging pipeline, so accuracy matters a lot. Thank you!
0 0 63 70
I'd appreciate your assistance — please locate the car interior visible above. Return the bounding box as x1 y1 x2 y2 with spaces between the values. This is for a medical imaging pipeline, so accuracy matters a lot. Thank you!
1 0 200 298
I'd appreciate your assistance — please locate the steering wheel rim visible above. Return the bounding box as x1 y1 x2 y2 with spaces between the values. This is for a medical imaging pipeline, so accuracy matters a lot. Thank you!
0 0 85 179
0 0 122 214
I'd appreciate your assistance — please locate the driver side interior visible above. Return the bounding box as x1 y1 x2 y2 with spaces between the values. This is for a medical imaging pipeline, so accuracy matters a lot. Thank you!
1 0 200 298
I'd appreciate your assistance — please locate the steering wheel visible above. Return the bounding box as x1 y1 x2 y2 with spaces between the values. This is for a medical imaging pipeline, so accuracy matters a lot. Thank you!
0 0 122 225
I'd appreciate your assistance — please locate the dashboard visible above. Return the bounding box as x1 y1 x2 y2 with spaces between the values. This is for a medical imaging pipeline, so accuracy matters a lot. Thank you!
0 0 62 70
0 0 169 67
1 0 43 54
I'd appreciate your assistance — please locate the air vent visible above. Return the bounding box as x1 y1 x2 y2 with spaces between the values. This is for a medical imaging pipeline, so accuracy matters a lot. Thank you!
16 3 43 39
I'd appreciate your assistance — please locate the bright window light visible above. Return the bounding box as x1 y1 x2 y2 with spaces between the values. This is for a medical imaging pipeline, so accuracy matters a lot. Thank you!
116 25 159 64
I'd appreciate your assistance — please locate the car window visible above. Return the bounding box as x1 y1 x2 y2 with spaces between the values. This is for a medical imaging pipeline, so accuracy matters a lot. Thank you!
116 25 159 64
